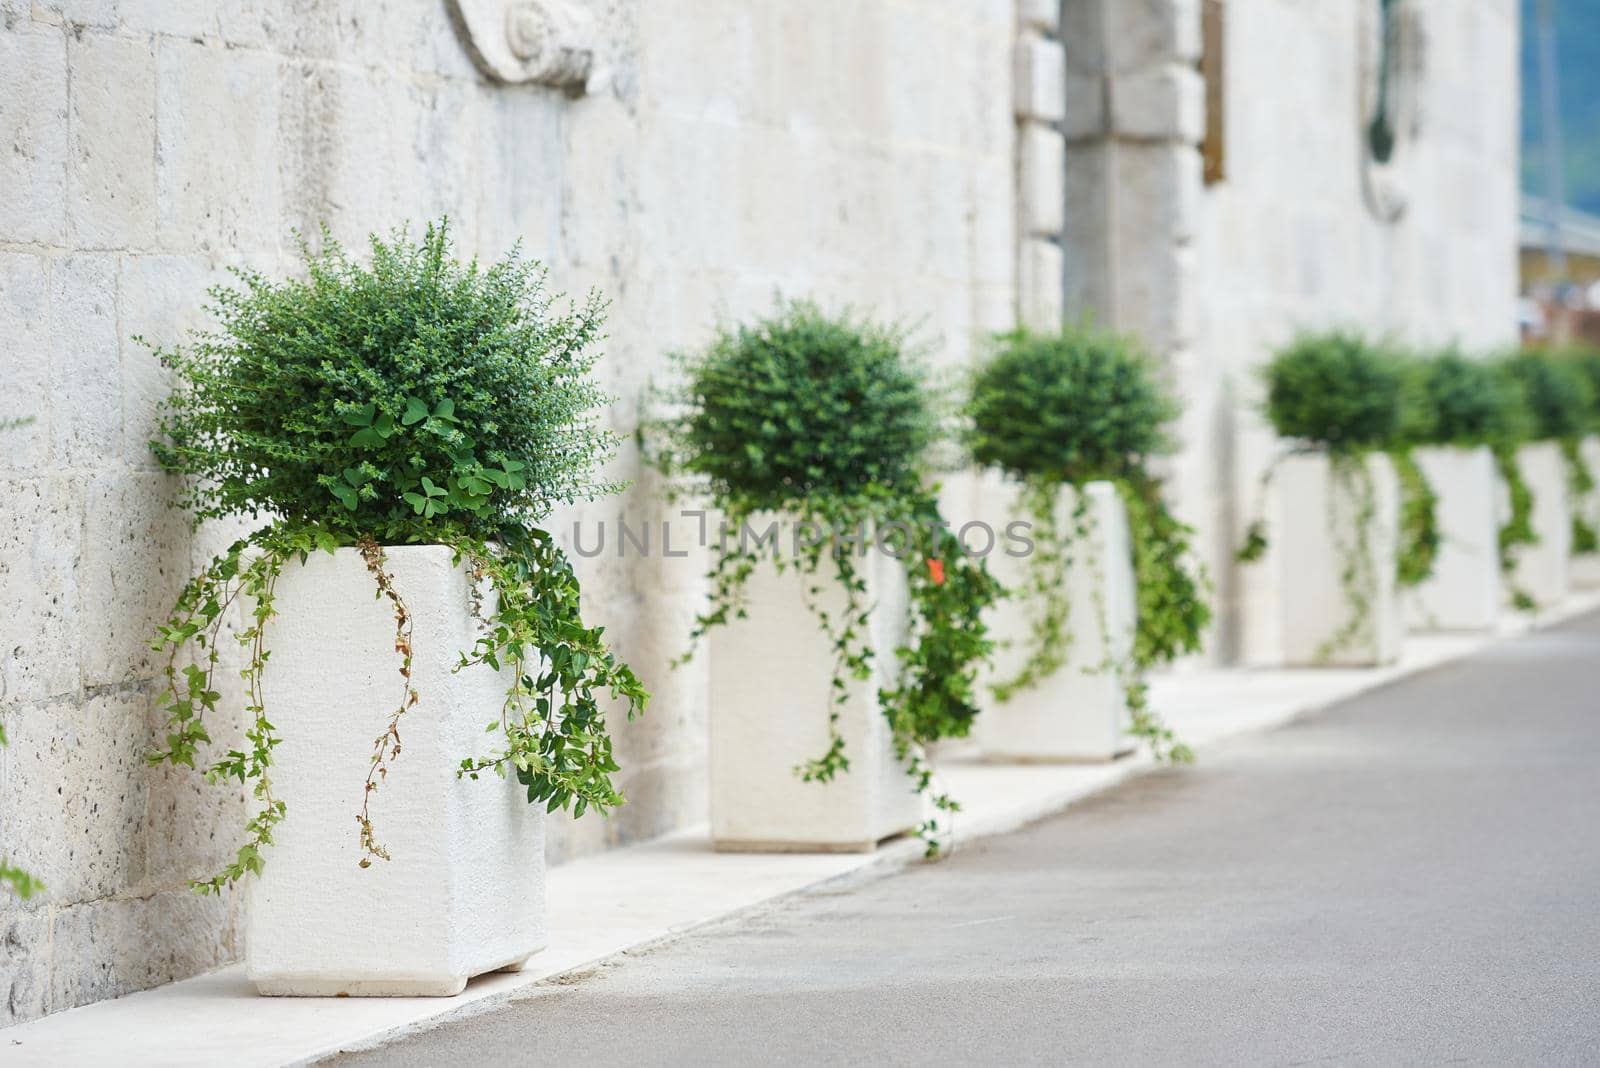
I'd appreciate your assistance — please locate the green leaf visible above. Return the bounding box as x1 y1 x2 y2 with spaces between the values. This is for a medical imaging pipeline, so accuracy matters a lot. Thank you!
402 396 430 426
342 403 376 427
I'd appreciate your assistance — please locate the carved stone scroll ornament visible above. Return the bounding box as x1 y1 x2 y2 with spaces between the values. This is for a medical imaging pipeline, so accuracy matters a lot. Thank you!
448 0 598 91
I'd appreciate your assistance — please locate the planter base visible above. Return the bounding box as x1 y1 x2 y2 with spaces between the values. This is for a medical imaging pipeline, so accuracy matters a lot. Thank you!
256 976 472 998
246 546 546 998
713 834 902 855
1273 453 1403 667
708 518 924 852
979 748 1134 766
1406 445 1500 632
974 478 1137 762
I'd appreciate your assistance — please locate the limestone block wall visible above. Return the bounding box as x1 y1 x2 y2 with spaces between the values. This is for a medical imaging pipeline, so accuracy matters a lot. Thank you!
0 0 1018 1025
1199 0 1521 663
1058 0 1520 663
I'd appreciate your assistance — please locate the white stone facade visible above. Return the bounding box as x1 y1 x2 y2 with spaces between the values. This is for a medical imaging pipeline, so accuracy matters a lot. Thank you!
0 0 1519 1024
0 1 1017 1024
1056 0 1520 664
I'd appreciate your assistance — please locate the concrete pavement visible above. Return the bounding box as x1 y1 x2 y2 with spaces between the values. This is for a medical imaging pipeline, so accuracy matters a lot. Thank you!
327 612 1600 1066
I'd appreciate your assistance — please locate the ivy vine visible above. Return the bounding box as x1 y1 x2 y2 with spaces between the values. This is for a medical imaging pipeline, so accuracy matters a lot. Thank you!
1316 452 1380 661
1391 448 1440 589
1560 437 1598 555
145 221 646 892
1493 442 1540 611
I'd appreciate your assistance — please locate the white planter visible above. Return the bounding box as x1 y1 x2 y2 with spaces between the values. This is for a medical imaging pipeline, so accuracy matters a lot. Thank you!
1406 445 1501 631
1271 452 1404 666
246 546 545 997
1571 436 1600 588
708 517 923 852
1507 441 1571 609
974 477 1136 762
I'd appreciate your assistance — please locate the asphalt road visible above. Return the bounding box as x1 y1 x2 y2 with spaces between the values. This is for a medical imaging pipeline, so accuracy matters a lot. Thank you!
326 613 1600 1066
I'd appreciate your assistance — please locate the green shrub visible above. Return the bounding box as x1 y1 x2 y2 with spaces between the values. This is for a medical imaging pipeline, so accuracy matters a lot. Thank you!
966 327 1176 484
154 225 616 540
1552 345 1600 428
1262 331 1401 452
966 326 1205 763
1498 350 1593 441
662 302 935 511
1397 349 1529 447
148 222 647 892
651 301 998 855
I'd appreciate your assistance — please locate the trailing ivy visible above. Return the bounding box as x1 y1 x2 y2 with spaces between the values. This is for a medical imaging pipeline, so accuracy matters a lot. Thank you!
648 302 999 856
1493 442 1539 610
147 221 646 892
1495 351 1593 605
1561 436 1598 554
967 327 1208 762
1391 448 1439 589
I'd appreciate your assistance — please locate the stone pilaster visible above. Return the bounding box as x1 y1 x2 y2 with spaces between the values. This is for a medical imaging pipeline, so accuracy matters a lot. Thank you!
1014 2 1067 329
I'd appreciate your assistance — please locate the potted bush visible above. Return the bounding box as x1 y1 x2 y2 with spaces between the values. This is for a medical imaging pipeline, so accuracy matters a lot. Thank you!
1495 351 1592 610
964 327 1208 763
1546 345 1600 588
148 223 647 996
1394 350 1521 630
1237 332 1415 666
649 302 998 856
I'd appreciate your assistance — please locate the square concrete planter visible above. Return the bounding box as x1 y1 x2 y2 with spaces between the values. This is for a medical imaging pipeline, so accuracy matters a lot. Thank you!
246 546 545 997
1406 445 1500 631
1271 452 1404 666
708 518 923 852
1570 436 1600 588
974 476 1136 762
1507 441 1571 609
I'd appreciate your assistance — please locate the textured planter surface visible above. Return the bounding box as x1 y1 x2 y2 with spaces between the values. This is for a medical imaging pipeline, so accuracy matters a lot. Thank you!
1274 452 1404 666
975 477 1135 762
1571 436 1600 588
1407 445 1500 631
246 546 545 997
1509 441 1571 609
708 518 923 851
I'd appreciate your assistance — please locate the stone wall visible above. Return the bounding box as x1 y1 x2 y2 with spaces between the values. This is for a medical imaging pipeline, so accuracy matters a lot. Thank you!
1058 0 1520 662
0 0 1522 1027
0 0 1018 1024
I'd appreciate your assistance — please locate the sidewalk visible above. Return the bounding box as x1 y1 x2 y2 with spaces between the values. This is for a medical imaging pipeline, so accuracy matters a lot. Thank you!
5 594 1597 1067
